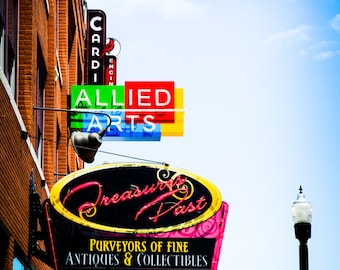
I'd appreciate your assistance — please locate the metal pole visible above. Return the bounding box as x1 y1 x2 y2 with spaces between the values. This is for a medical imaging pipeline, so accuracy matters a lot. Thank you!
299 241 308 270
295 223 311 270
33 106 112 130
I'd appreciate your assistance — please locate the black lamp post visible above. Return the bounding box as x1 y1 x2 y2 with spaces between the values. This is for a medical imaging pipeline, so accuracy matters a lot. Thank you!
291 186 312 270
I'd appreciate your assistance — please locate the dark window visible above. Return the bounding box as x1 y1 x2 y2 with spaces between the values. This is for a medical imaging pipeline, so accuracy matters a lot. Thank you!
0 11 4 68
68 0 75 59
77 56 82 84
36 43 47 164
0 222 9 270
55 120 61 181
56 0 59 49
13 243 31 270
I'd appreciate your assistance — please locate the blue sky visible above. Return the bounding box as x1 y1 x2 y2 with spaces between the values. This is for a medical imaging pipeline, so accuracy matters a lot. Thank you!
86 1 340 269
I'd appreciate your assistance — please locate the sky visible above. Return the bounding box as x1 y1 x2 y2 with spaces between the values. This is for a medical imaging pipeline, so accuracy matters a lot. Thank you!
86 1 340 269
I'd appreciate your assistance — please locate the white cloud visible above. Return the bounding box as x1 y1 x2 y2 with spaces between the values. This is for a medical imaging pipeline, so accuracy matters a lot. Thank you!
299 40 340 60
313 51 334 60
330 14 340 32
263 25 312 47
263 23 340 61
307 40 337 50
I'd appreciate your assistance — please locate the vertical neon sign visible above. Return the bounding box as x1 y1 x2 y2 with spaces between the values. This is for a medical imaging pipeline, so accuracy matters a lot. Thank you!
86 10 106 84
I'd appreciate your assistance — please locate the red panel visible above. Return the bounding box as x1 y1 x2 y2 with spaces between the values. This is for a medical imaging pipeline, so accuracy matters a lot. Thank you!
125 81 175 123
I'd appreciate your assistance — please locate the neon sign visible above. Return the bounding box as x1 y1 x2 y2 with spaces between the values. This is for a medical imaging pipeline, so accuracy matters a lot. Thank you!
55 237 216 269
50 163 221 234
48 163 228 270
70 84 184 141
103 38 120 85
125 81 175 123
86 10 106 84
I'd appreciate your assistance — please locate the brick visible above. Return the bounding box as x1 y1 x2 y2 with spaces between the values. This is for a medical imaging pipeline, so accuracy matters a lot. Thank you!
0 0 86 269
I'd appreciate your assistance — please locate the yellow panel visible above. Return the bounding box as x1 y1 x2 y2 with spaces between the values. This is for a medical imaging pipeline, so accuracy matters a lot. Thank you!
161 88 184 136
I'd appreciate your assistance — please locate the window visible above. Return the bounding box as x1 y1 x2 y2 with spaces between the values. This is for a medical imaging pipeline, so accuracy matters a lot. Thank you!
13 258 24 270
13 256 30 270
0 0 6 71
0 0 18 98
0 18 4 69
36 43 47 165
77 56 82 84
56 0 59 50
0 222 9 269
68 0 76 59
55 120 61 181
13 242 31 270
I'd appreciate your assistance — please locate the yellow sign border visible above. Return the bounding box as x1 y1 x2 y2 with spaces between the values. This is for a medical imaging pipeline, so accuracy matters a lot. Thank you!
50 163 222 234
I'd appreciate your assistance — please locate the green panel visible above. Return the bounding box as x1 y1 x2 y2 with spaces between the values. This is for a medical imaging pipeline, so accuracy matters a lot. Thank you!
69 112 84 129
70 85 125 110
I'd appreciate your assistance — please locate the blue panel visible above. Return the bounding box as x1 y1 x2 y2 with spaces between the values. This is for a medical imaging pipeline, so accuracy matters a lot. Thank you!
76 111 161 141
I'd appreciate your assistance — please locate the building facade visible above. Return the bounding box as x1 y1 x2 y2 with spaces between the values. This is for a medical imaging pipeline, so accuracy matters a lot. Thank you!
0 0 87 269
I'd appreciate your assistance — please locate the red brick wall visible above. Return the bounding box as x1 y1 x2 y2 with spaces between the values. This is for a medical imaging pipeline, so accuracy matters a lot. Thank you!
17 0 86 187
0 0 86 269
0 83 48 269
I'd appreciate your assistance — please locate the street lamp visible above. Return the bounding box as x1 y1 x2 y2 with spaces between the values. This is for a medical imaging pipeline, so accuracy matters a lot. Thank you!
291 186 312 270
33 106 112 163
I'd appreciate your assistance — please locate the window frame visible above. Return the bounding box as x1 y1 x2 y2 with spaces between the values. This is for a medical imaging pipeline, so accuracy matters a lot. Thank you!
0 0 18 99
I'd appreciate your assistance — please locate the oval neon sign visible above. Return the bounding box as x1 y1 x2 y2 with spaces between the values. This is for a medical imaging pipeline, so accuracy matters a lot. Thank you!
50 163 222 234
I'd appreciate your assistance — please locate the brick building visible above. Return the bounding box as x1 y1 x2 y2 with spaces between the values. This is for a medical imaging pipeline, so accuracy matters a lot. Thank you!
0 0 87 269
